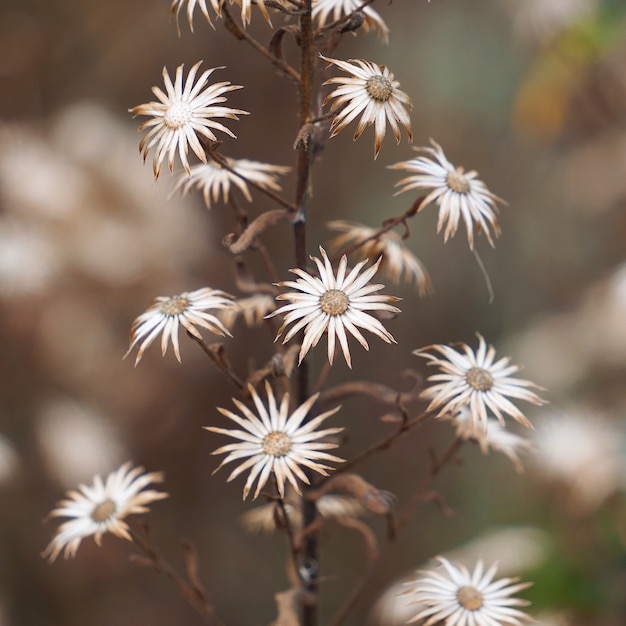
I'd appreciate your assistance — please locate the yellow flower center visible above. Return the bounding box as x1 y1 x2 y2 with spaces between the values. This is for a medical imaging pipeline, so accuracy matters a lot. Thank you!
319 289 349 316
446 168 471 194
466 367 494 391
159 296 189 316
91 498 117 523
263 431 292 457
165 101 193 129
365 75 393 102
457 585 483 611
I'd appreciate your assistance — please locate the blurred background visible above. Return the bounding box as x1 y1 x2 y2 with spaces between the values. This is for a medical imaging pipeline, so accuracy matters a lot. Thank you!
1 0 626 624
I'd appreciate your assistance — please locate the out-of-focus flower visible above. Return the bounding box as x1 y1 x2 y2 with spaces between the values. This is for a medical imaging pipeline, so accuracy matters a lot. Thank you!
0 218 61 298
206 381 343 500
449 407 533 473
407 557 533 626
170 0 221 32
531 408 626 510
313 0 390 42
414 333 545 434
327 220 432 294
322 56 412 159
42 462 168 562
37 399 125 487
389 140 505 249
173 157 289 208
219 293 276 329
130 62 247 178
268 246 401 368
504 0 600 45
241 490 364 533
125 288 235 365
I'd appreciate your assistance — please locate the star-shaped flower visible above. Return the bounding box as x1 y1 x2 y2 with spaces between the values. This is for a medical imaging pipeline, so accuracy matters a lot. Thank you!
206 381 344 500
125 287 235 365
322 56 412 159
389 139 505 249
414 333 545 433
268 246 401 368
42 462 168 562
130 62 248 178
407 557 533 626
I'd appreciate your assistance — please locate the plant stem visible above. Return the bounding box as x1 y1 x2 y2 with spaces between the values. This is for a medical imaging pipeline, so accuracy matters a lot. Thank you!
294 2 317 624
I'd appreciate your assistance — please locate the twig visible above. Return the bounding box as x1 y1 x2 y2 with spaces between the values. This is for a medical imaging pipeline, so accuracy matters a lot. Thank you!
187 332 245 390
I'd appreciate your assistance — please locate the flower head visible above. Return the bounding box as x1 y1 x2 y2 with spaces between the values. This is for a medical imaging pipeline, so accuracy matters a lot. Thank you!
267 246 401 368
232 0 272 25
389 139 505 249
130 62 248 178
206 381 344 500
42 462 168 562
173 157 290 208
322 56 412 159
313 0 390 42
219 293 276 330
414 333 545 434
170 0 222 33
450 406 533 473
125 287 235 366
407 557 533 626
327 220 432 294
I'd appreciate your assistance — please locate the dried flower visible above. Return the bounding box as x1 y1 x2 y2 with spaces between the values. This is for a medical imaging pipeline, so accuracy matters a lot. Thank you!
450 406 533 473
125 287 235 365
232 0 272 25
206 381 344 500
219 293 276 330
414 333 545 434
268 246 401 368
173 157 290 208
312 0 390 42
322 56 412 159
389 139 505 249
531 408 626 510
327 220 432 294
240 490 364 533
170 0 221 32
42 462 168 562
130 62 247 178
407 557 533 626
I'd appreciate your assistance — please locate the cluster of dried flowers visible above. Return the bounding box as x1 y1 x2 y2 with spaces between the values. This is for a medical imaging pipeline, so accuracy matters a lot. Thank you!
42 1 547 625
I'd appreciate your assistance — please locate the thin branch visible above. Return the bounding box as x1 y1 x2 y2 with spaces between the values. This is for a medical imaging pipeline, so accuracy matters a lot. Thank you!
129 526 224 626
187 332 245 390
221 4 301 83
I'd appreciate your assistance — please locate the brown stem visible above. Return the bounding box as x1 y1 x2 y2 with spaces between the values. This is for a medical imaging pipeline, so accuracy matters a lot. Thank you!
330 197 426 262
328 437 464 626
221 4 301 83
187 332 245 390
129 526 224 626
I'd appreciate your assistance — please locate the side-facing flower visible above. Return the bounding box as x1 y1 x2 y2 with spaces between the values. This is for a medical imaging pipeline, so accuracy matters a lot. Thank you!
389 139 505 249
173 157 290 208
125 287 235 366
312 0 390 42
414 333 545 434
42 462 168 562
130 62 248 178
449 406 533 473
218 293 276 330
322 56 412 159
232 0 272 25
407 557 533 626
206 381 344 500
170 0 222 33
267 246 401 368
327 220 432 295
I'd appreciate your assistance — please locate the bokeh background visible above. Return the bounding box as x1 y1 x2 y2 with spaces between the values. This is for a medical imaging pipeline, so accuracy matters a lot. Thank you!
1 0 626 624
